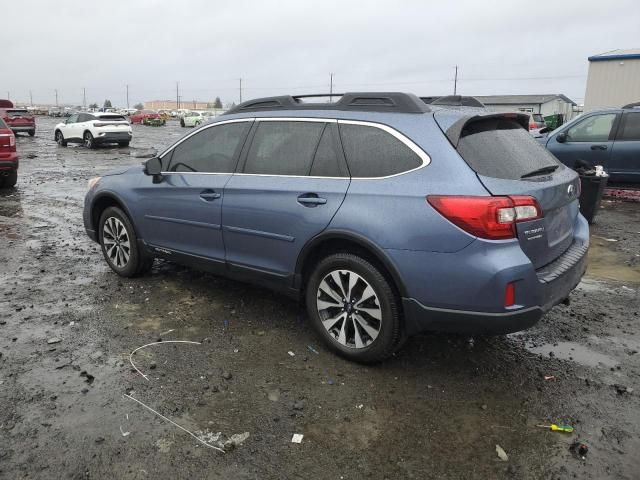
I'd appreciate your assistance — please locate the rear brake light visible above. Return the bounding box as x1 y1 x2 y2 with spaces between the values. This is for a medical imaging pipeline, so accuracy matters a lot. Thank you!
9 134 15 147
528 123 536 130
427 195 543 240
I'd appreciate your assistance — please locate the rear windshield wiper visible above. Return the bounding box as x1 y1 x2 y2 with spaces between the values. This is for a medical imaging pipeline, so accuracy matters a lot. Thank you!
520 165 558 179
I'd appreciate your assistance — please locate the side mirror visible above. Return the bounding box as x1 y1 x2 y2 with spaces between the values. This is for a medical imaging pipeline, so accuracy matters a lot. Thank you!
556 132 568 143
144 157 163 176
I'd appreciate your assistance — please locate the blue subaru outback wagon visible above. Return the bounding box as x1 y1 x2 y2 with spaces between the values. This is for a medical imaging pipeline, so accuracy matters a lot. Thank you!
83 93 588 362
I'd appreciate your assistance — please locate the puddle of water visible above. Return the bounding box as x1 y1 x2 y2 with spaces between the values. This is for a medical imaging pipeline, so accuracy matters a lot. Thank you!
586 241 640 284
526 341 619 368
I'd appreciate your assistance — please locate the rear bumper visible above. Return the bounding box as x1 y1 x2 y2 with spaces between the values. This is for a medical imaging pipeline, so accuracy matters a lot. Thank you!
10 125 35 132
0 156 19 171
93 132 132 144
398 214 589 336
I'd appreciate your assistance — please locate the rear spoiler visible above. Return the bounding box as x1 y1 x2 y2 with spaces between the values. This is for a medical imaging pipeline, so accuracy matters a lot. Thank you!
444 112 530 148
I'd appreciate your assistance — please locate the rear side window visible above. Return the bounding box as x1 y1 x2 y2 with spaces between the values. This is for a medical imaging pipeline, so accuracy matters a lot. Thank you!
243 121 324 175
619 112 640 141
168 122 248 173
339 123 422 178
456 118 561 180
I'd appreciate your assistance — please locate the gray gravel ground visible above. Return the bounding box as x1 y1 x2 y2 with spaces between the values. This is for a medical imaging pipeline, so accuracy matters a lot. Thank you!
1 117 639 479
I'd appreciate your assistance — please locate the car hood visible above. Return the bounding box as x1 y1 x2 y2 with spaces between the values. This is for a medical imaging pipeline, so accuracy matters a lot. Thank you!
103 165 143 177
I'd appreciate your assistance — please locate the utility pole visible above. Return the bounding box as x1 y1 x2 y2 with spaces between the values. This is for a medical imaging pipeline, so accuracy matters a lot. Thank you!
83 88 86 109
239 78 243 104
55 89 58 106
453 65 458 95
329 73 334 101
29 90 33 106
176 82 180 109
126 84 129 109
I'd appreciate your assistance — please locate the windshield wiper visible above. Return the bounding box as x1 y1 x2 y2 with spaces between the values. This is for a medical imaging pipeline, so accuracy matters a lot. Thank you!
521 165 558 179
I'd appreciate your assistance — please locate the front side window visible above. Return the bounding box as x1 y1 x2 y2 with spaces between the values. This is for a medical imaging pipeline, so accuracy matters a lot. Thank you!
167 122 248 173
566 113 616 142
339 123 423 177
619 112 640 141
243 121 325 176
66 114 79 124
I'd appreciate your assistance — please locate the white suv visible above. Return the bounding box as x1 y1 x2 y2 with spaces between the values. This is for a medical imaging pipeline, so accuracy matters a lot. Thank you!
54 112 133 148
181 111 214 128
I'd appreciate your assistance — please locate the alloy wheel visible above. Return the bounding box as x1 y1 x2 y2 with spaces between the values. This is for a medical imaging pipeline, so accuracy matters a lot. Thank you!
316 269 382 349
102 217 130 268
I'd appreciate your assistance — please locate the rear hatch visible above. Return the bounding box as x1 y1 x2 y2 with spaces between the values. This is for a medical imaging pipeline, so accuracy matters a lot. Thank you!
6 109 34 126
436 111 580 269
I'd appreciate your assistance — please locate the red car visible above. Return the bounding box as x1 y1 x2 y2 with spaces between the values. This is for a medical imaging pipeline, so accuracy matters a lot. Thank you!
129 110 163 125
0 100 35 136
0 117 18 188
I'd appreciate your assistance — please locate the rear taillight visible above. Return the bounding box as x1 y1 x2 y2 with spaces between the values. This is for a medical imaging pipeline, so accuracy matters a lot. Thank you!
9 134 15 147
427 195 543 240
528 123 536 130
504 282 516 307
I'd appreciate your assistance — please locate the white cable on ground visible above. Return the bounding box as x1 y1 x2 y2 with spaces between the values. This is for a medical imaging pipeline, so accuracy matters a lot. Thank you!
124 393 225 453
129 340 201 380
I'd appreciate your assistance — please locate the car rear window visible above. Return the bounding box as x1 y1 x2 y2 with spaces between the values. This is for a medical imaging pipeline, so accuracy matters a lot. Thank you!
7 109 30 117
456 118 561 180
0 118 7 129
96 115 127 121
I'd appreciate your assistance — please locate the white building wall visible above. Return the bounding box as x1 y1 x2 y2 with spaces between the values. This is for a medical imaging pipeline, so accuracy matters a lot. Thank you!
584 58 640 111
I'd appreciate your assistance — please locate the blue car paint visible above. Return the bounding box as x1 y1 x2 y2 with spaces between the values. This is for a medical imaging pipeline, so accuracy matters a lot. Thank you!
84 104 589 336
542 108 640 182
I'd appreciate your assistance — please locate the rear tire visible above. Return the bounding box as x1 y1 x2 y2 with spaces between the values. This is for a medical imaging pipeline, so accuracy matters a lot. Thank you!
0 171 17 188
305 252 402 363
84 131 95 149
98 207 154 277
28 129 35 137
180 118 185 127
118 141 130 147
55 130 67 147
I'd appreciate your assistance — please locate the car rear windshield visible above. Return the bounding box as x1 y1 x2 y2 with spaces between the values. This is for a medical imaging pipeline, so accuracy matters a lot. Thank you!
96 115 127 121
7 109 30 117
456 118 561 180
0 118 7 129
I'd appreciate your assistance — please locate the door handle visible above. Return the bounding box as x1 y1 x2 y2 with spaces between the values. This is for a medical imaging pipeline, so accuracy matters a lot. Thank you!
297 193 327 206
199 190 221 201
590 145 607 151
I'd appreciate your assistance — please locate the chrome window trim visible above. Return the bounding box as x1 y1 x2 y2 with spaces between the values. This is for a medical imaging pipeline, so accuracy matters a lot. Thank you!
159 117 431 179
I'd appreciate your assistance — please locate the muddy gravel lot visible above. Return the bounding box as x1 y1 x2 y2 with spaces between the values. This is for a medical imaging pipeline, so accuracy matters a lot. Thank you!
1 117 639 479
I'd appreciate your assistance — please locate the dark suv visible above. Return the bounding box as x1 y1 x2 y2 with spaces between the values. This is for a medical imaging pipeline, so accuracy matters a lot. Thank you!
83 93 588 362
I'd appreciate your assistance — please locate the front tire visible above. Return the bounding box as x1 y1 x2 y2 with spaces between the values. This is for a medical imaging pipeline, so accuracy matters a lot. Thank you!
55 130 67 147
98 207 153 277
305 253 401 363
180 118 185 127
28 129 35 137
84 131 95 149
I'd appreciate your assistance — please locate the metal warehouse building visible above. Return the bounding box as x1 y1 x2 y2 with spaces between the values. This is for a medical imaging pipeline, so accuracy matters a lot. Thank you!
473 94 577 119
584 48 640 112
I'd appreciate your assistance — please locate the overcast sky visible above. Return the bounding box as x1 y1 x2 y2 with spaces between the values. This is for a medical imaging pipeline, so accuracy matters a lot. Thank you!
3 0 639 107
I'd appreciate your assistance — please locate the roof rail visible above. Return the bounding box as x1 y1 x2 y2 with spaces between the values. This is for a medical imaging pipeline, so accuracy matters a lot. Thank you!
422 95 486 108
622 102 640 109
224 92 430 115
